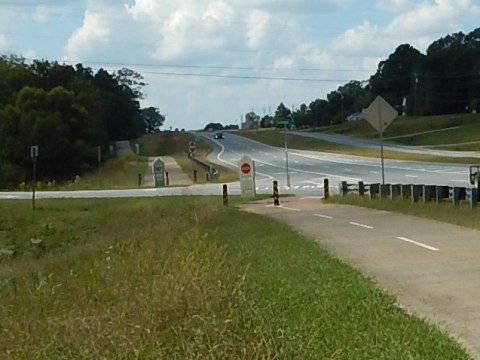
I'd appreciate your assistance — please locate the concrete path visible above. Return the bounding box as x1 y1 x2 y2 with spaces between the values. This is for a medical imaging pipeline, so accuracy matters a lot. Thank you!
239 197 480 359
143 156 193 187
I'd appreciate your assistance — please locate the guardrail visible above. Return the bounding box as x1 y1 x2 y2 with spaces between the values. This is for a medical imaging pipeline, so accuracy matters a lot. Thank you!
339 181 479 208
188 153 219 180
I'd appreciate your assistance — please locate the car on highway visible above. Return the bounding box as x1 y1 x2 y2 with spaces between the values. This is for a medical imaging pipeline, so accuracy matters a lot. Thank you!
214 132 224 139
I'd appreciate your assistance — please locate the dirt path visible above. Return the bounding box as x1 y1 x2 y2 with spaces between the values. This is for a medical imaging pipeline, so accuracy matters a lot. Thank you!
239 196 480 359
143 156 193 187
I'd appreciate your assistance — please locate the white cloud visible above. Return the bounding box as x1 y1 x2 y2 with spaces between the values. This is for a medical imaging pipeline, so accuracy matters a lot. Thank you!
245 9 270 49
0 34 9 51
65 10 110 61
376 0 417 12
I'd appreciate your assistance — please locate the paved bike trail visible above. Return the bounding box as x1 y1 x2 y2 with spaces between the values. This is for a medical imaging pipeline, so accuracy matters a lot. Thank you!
239 196 480 359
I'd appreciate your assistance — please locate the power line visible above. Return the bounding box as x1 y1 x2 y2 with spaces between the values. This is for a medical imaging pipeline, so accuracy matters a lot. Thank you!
136 70 354 82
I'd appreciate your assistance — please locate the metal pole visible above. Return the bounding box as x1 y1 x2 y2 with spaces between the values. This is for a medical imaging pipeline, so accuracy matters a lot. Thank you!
30 145 38 210
97 145 101 187
136 143 140 188
378 102 385 185
414 74 418 117
32 156 36 210
284 122 290 188
380 131 385 185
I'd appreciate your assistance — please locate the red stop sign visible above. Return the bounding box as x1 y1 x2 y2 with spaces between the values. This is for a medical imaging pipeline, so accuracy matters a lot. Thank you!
241 163 251 174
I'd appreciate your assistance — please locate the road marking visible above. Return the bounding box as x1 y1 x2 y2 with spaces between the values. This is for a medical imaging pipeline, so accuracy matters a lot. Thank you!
349 222 373 229
314 214 333 219
266 205 301 211
405 174 417 178
397 237 439 251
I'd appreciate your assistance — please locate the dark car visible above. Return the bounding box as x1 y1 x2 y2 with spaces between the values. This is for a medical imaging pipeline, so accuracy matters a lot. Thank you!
214 132 224 139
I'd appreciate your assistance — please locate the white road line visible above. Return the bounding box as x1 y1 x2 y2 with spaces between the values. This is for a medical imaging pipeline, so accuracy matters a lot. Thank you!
397 237 439 251
349 222 373 229
266 205 301 211
314 214 333 219
405 174 417 178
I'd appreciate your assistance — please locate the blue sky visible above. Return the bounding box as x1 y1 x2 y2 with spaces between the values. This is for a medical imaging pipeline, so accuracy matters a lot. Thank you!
1 0 480 130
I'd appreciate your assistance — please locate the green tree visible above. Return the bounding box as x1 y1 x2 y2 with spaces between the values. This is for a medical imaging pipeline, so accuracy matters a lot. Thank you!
141 107 166 133
274 103 291 126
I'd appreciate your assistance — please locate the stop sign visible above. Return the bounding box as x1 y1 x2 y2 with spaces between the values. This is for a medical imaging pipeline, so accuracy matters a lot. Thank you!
241 163 251 174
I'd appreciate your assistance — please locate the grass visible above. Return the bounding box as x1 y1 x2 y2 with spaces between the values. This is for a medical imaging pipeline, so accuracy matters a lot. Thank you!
327 194 480 230
0 197 471 359
329 113 480 139
137 132 238 184
237 129 480 164
173 136 239 184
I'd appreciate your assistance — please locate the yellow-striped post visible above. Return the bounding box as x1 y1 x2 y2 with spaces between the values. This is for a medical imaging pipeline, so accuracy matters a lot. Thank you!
273 180 280 206
223 184 228 206
324 178 329 199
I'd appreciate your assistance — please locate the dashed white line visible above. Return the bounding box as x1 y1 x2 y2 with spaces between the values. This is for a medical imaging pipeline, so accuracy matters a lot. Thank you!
349 222 373 229
314 214 333 219
397 237 439 251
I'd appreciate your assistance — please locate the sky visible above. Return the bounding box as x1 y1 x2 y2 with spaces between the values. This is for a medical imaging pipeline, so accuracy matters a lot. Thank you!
1 0 480 131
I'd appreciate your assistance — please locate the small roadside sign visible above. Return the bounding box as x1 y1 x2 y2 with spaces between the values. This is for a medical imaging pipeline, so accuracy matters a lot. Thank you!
239 155 256 198
363 96 398 133
30 145 38 158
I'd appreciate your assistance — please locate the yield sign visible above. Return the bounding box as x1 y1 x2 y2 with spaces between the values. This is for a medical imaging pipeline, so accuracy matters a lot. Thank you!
363 96 398 133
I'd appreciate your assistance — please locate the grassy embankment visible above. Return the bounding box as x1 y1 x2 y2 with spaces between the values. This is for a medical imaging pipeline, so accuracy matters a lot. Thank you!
237 113 480 164
0 197 472 359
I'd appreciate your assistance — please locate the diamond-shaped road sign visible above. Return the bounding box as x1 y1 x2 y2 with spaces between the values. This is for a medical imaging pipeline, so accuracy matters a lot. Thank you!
363 96 398 133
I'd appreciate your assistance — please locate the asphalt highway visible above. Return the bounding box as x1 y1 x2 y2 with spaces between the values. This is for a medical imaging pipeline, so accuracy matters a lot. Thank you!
199 131 473 196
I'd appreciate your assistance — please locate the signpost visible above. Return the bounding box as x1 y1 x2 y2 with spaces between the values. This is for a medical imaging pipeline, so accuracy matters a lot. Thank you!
363 96 398 184
30 145 39 210
278 120 291 187
239 155 256 198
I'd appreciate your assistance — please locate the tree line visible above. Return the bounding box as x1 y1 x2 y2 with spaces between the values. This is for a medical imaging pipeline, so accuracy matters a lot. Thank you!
0 57 165 188
242 27 480 129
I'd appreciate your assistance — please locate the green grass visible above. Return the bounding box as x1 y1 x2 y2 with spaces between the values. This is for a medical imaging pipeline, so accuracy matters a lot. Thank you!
237 129 480 164
0 197 471 359
327 194 480 230
329 113 480 138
